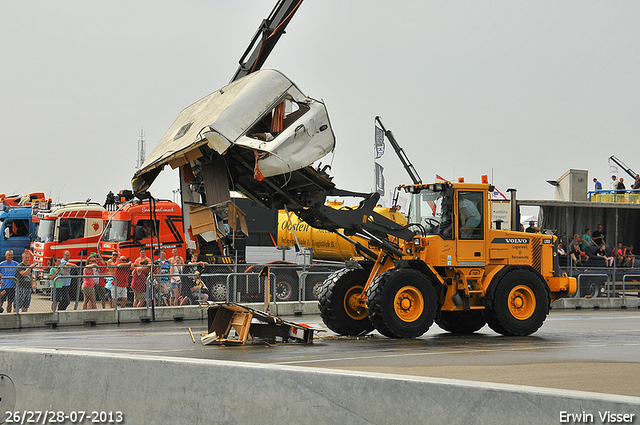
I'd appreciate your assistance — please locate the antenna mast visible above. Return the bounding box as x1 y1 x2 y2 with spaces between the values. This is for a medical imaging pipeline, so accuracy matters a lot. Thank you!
136 128 146 169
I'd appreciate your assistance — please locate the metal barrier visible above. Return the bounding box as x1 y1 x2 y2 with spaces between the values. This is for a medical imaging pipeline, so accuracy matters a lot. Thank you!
298 271 333 310
575 273 611 298
0 263 343 317
588 189 640 203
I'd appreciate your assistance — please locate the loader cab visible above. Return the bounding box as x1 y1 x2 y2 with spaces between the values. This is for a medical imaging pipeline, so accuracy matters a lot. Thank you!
406 183 460 239
405 182 488 265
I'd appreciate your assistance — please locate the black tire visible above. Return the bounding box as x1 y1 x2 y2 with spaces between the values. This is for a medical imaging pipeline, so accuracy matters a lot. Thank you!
486 268 549 336
367 268 438 339
317 268 374 336
436 310 486 334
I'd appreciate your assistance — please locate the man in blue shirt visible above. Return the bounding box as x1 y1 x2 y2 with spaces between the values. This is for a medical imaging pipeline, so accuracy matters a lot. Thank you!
593 178 602 192
153 249 171 306
0 250 19 313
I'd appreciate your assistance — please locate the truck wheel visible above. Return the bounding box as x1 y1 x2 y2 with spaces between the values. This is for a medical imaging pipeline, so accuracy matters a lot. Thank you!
275 280 293 301
367 268 437 339
210 281 228 302
317 268 374 336
436 310 486 334
306 274 327 301
486 269 549 336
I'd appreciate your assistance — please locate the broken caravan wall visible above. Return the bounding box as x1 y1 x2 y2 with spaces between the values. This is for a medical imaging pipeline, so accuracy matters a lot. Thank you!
132 70 337 260
519 199 640 250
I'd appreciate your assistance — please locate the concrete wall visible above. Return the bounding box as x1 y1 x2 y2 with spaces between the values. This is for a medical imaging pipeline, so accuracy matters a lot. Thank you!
0 301 320 330
1 347 638 425
551 297 640 310
1 298 637 330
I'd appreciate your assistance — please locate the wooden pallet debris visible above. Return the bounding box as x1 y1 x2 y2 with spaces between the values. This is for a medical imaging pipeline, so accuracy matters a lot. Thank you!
200 302 321 346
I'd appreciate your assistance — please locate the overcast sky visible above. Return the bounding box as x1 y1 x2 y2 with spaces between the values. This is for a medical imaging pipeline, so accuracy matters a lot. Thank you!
1 1 639 207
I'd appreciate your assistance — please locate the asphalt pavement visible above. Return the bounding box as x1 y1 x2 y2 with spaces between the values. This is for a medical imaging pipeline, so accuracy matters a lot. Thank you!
2 308 639 397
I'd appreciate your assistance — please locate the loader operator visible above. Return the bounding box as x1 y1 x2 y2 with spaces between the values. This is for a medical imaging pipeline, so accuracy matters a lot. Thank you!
458 192 481 238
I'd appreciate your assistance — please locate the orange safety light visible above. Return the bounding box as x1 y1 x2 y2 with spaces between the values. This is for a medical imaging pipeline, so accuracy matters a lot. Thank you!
481 175 488 184
458 177 465 183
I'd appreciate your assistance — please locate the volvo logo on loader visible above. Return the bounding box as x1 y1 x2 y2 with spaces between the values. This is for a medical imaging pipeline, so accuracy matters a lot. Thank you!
492 238 530 244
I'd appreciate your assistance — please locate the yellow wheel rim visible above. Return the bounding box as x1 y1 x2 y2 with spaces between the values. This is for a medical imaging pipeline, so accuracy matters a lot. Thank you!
394 286 424 322
508 285 536 320
344 286 367 320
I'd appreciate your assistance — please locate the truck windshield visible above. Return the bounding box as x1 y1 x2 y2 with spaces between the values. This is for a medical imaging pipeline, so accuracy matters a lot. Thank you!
103 220 129 242
408 189 448 236
36 220 55 242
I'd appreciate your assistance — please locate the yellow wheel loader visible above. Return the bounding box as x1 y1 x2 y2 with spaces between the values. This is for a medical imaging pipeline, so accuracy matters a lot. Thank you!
311 178 576 338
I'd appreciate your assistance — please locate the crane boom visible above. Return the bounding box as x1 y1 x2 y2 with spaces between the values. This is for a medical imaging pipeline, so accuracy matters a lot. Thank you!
230 0 303 83
375 116 422 185
609 155 637 180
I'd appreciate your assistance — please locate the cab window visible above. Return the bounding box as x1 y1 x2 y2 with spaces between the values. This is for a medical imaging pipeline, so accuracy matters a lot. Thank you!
458 191 483 240
4 219 30 238
135 219 159 239
60 218 85 240
247 97 310 141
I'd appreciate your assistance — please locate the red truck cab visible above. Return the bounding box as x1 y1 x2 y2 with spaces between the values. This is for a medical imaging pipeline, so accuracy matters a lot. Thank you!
99 199 186 261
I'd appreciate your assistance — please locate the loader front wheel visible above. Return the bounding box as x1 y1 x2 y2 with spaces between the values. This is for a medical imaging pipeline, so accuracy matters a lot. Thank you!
317 268 374 336
367 268 437 339
436 310 486 334
486 269 549 336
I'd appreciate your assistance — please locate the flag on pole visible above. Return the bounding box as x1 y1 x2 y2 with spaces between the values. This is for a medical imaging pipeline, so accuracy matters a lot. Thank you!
609 159 619 189
435 174 448 182
491 187 508 200
375 162 385 196
375 125 385 159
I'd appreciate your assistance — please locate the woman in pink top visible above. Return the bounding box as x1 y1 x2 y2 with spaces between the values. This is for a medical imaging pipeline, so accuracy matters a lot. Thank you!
82 257 98 309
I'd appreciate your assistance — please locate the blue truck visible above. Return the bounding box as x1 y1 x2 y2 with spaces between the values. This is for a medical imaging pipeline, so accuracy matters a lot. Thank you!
0 207 37 259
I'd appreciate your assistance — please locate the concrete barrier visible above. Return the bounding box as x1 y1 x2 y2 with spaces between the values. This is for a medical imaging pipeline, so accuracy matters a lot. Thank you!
1 347 638 425
552 297 640 309
1 297 637 330
0 302 321 330
0 306 206 330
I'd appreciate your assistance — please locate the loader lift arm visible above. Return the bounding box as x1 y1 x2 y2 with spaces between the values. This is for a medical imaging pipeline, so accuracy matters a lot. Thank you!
293 190 416 260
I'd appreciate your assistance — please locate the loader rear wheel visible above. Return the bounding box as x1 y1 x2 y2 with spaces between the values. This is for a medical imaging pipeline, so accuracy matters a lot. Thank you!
436 310 486 334
486 269 549 336
317 268 374 336
367 268 437 339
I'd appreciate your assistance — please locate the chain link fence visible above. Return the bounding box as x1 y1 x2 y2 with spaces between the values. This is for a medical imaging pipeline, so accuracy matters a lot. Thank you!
0 263 343 314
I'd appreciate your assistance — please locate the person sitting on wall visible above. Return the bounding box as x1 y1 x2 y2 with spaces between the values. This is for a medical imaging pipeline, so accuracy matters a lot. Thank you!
581 228 597 250
612 242 625 266
569 243 585 267
595 244 614 267
623 245 636 268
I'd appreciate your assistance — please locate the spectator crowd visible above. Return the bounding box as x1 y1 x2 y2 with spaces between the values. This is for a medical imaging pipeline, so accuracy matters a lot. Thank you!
557 224 636 269
0 247 211 313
